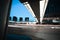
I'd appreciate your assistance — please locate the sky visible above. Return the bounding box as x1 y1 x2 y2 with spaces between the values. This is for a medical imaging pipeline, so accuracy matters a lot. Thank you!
10 0 36 22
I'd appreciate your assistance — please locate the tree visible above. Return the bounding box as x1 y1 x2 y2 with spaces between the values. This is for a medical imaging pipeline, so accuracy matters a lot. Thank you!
13 16 17 21
25 17 29 22
19 17 23 21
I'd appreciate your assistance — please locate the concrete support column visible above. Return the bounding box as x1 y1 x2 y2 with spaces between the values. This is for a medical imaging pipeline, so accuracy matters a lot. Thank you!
0 0 11 40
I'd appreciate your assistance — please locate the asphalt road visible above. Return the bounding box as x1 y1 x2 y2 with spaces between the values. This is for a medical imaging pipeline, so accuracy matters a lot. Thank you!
8 25 60 40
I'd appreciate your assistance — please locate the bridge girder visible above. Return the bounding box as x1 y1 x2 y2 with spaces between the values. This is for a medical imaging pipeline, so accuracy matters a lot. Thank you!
20 0 40 23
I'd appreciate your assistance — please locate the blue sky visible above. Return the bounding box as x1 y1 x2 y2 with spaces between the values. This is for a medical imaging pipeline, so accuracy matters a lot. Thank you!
10 0 36 22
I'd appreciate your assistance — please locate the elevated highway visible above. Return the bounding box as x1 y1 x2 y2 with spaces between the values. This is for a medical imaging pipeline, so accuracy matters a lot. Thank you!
20 0 49 23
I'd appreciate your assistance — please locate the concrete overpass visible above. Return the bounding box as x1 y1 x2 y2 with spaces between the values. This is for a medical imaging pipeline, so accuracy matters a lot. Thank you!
20 0 49 23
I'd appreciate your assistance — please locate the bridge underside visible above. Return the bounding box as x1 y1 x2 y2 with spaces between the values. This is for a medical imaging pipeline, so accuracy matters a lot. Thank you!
20 0 40 23
20 0 49 23
29 1 40 23
20 0 60 24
